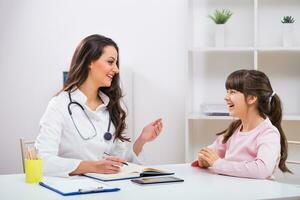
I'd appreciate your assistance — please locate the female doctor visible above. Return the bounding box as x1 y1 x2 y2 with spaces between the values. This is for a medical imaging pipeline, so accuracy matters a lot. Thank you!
35 34 163 177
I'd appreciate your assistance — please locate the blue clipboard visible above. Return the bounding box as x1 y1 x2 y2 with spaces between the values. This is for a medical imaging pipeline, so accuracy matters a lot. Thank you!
39 177 120 196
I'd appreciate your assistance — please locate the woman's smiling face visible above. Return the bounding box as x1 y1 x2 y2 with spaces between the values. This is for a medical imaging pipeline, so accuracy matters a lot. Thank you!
89 45 119 88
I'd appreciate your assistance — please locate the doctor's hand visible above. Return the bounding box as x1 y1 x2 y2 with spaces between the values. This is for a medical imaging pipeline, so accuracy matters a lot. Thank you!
133 118 163 156
139 118 163 143
93 156 127 174
69 156 127 175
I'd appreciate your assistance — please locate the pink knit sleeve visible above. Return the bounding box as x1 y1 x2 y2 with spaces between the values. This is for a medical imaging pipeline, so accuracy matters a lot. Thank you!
208 135 227 158
209 129 280 179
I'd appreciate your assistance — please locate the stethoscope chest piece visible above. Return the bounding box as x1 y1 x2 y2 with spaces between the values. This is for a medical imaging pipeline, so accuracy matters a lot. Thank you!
104 131 113 141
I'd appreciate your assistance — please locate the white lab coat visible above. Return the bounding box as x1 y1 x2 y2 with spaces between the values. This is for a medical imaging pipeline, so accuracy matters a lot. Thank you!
35 89 142 177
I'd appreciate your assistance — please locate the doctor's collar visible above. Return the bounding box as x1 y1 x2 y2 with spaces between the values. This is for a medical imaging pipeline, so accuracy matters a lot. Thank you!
70 88 110 107
98 91 110 106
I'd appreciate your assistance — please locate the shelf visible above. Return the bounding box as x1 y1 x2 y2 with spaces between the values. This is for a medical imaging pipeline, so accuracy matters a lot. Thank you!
189 47 300 53
188 114 235 120
283 115 300 121
188 114 300 121
186 0 300 162
189 47 254 52
288 141 300 145
257 47 300 52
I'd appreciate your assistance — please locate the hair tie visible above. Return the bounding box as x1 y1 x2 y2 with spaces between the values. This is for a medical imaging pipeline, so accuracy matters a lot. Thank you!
271 92 276 97
269 91 276 102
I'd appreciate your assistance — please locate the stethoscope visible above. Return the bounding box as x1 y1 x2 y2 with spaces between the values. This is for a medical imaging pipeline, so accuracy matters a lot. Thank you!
67 91 113 141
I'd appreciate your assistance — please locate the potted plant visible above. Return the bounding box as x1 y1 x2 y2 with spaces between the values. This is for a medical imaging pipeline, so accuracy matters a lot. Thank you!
281 16 295 47
208 9 233 47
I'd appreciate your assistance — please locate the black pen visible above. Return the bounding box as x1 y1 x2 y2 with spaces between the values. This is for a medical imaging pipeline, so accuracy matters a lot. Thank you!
103 152 128 166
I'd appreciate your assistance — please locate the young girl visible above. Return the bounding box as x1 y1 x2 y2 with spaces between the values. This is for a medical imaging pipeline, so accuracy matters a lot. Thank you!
192 69 291 179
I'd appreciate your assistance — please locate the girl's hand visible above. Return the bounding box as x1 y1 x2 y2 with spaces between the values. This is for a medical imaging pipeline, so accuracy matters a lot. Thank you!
138 118 163 143
198 147 220 167
197 152 210 168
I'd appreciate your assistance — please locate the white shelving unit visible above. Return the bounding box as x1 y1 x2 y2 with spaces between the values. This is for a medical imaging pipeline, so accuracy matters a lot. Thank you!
186 0 300 163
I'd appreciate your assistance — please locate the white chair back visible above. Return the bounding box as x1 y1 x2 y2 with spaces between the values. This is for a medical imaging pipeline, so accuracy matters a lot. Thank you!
20 138 35 173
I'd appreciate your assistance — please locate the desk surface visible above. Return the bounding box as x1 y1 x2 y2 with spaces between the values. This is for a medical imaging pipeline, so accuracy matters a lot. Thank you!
1 163 300 200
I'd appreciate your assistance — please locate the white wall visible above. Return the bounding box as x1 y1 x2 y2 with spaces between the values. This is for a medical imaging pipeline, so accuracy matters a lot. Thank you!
0 0 188 173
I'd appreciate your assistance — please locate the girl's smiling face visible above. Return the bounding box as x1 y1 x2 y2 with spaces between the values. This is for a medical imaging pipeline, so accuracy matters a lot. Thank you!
224 89 248 118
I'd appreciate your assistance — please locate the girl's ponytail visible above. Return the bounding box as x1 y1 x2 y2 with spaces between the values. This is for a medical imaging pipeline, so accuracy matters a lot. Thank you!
268 94 291 173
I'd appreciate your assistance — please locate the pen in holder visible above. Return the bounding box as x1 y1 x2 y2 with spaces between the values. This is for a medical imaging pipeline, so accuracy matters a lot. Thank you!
25 146 42 183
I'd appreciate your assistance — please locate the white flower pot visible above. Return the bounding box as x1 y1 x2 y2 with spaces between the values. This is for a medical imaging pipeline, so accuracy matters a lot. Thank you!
282 23 294 47
215 24 225 47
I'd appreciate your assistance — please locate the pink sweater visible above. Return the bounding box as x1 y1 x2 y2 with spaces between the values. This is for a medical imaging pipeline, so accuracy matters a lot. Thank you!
200 118 280 179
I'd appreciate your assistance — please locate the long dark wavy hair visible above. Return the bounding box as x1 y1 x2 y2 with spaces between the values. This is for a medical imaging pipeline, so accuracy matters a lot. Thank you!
217 69 291 173
58 34 129 142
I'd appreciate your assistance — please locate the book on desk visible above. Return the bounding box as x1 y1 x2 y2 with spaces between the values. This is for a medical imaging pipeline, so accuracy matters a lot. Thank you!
84 162 174 181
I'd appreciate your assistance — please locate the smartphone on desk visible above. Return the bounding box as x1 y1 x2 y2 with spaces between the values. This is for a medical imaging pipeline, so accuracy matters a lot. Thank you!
131 176 184 185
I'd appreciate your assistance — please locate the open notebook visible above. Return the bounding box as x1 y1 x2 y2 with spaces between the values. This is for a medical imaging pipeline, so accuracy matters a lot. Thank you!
84 163 174 181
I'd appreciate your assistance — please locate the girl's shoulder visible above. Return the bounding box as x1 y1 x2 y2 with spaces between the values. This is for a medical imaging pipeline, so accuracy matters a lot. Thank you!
256 118 280 140
262 118 279 133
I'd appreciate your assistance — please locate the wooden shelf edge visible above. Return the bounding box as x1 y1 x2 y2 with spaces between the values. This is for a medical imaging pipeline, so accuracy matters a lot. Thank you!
188 114 300 121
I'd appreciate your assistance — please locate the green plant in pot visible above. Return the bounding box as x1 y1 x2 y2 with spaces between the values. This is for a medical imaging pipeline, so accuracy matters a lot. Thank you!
281 16 295 47
208 9 233 24
281 16 295 24
208 9 233 47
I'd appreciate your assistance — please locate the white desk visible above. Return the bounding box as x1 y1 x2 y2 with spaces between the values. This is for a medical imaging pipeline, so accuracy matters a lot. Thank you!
1 163 300 200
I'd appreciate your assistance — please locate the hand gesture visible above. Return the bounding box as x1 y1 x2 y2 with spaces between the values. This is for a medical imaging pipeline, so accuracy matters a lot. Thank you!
139 118 163 143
